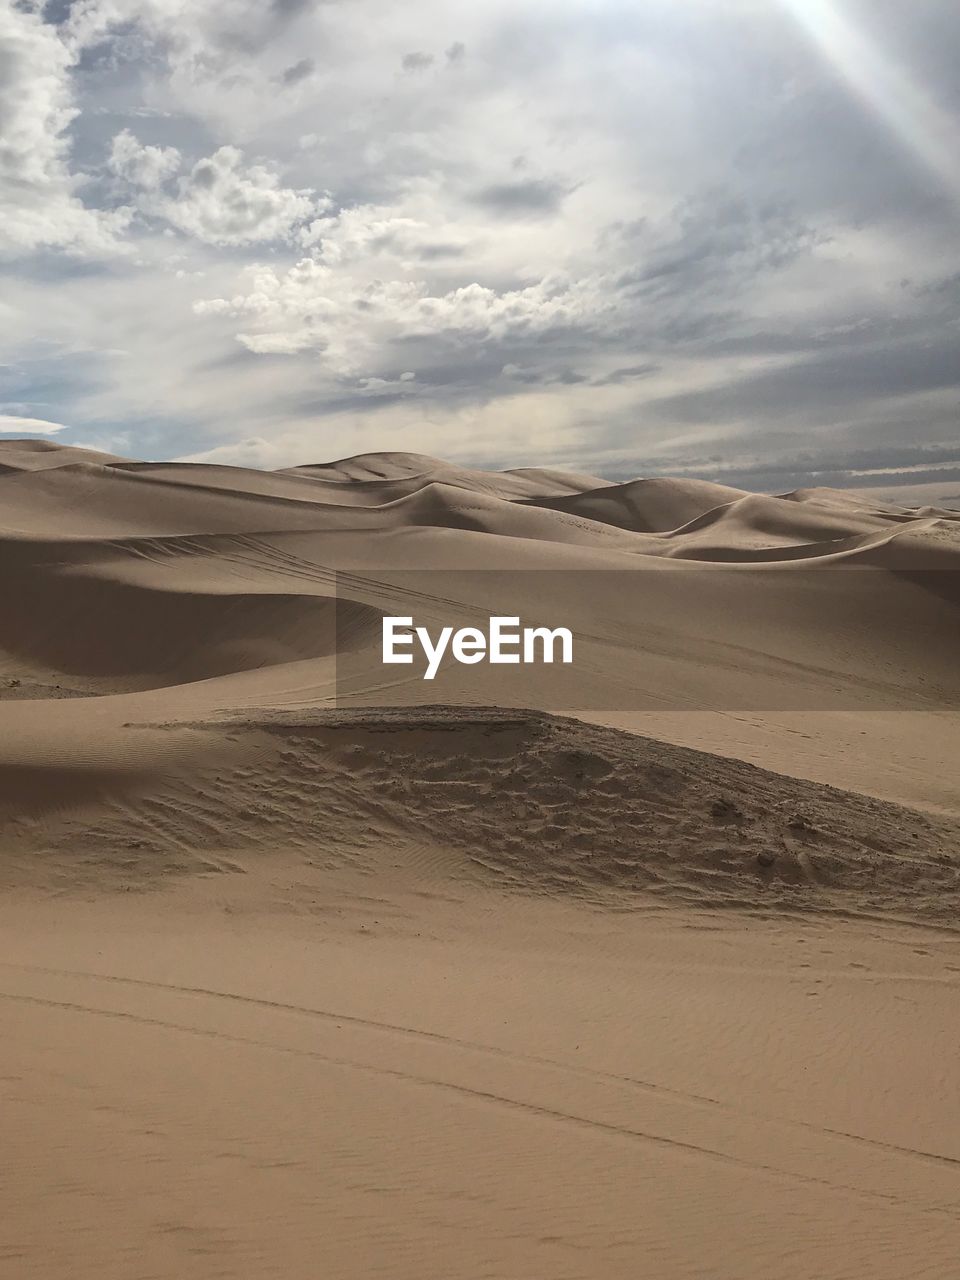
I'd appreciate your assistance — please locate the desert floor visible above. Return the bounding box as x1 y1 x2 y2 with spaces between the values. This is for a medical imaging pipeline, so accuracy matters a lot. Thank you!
2 441 959 1279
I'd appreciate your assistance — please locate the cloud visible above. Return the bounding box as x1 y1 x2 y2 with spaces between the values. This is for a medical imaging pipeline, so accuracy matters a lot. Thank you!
643 333 960 430
190 185 818 388
175 435 284 466
297 206 436 260
611 195 822 301
109 129 181 191
109 134 324 244
2 0 959 483
401 51 434 72
281 56 314 86
195 257 613 375
592 364 660 387
0 414 68 435
0 4 128 253
473 178 569 217
272 0 314 17
163 147 319 245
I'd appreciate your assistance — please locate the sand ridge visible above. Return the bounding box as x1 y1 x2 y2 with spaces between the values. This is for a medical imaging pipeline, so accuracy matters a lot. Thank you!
6 706 958 926
2 441 960 1279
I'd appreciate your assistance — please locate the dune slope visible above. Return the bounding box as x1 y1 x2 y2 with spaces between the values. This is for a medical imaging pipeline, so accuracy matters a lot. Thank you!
3 706 958 926
3 441 960 1280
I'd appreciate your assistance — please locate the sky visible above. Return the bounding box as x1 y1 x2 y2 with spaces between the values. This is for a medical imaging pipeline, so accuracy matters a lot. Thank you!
1 0 959 488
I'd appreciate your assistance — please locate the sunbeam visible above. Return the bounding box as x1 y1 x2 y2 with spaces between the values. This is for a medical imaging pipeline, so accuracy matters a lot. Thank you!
779 0 960 202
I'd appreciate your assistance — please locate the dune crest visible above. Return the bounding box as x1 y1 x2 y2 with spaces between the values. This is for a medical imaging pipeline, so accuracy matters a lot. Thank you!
3 441 960 1280
0 435 957 827
3 707 957 928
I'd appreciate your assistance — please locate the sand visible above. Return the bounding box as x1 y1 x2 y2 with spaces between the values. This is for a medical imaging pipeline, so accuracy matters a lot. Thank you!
2 440 959 1278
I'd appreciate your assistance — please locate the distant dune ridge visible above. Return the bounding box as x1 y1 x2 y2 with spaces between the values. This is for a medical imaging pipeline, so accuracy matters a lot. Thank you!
2 435 959 833
3 440 960 1280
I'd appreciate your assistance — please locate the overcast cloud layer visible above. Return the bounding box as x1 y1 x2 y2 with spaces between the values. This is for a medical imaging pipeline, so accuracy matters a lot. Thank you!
1 0 958 486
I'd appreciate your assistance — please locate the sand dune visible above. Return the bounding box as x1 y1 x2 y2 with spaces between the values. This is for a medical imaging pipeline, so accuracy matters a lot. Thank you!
0 439 133 473
521 475 749 531
2 440 960 1279
3 705 958 923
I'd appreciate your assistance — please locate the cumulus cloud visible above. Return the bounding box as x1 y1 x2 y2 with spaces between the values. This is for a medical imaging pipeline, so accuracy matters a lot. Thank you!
162 147 319 245
0 3 128 253
2 0 959 484
109 129 181 191
109 134 324 244
297 204 470 264
195 254 614 376
191 188 814 384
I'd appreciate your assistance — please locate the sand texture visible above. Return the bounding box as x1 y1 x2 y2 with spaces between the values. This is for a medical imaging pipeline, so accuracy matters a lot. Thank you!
2 441 960 1278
